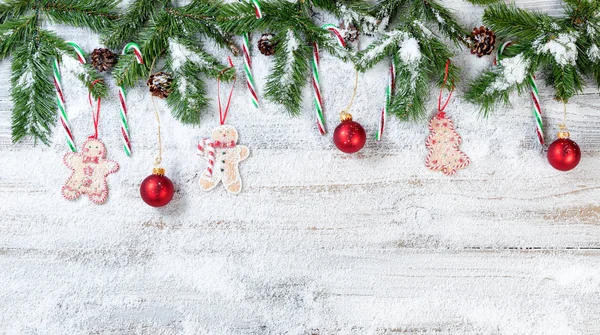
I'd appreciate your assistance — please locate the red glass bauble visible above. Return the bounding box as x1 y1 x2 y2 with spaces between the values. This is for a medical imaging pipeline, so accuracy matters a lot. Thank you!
333 119 366 154
547 137 581 171
140 168 174 207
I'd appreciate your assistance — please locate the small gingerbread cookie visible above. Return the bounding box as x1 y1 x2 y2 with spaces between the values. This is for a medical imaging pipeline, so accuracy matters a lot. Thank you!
197 125 249 194
62 138 119 204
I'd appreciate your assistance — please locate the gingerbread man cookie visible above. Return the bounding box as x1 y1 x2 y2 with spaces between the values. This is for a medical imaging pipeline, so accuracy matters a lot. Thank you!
62 138 119 204
197 125 249 194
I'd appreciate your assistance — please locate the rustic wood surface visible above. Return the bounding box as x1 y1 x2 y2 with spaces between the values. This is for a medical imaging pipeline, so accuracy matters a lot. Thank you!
0 0 599 334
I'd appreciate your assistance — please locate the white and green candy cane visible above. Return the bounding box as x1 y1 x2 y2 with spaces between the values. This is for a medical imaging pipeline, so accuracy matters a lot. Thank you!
377 62 395 141
251 0 262 18
53 41 87 152
310 24 347 135
241 0 262 108
118 42 144 156
497 41 545 145
311 42 326 135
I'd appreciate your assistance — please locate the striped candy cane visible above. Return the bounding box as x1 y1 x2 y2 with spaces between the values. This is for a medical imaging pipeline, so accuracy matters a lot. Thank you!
118 42 144 156
311 43 326 135
67 41 86 64
198 139 216 176
322 24 346 48
377 62 395 141
497 41 544 145
53 58 76 152
527 74 545 145
242 35 258 108
54 41 87 152
241 0 261 109
251 0 262 19
308 24 347 135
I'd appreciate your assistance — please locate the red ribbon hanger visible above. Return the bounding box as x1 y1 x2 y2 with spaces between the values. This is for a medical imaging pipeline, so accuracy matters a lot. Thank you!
88 79 103 139
217 56 237 125
437 59 454 118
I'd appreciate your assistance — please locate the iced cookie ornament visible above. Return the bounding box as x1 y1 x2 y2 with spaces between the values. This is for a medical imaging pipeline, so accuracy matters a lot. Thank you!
425 60 470 175
198 58 250 194
62 79 119 204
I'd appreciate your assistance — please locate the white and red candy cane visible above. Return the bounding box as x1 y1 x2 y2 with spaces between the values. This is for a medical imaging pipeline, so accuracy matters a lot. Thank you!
309 24 347 135
251 0 262 19
496 41 545 145
242 34 258 108
377 62 395 141
53 59 75 152
322 24 346 48
198 139 216 176
118 42 144 156
311 43 326 135
54 41 87 152
241 0 261 108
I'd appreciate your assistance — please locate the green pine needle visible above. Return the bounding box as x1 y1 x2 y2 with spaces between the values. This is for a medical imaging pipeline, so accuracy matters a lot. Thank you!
264 30 311 116
40 0 119 32
11 38 56 144
483 3 554 43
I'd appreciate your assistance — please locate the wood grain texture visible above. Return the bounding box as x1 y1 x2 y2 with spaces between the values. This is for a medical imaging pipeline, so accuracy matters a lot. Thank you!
1 0 599 334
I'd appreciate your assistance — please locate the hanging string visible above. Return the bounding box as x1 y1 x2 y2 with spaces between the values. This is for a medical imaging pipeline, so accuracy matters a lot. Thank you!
437 59 454 117
559 101 568 131
88 79 103 139
147 57 163 167
340 70 359 117
217 56 237 125
150 95 162 166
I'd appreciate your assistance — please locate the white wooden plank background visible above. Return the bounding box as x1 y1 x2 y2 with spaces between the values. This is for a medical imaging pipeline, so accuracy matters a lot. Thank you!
1 0 599 334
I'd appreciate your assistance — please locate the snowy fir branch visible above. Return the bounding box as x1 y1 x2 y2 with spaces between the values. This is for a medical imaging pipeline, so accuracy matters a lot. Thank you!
34 0 119 31
375 0 469 45
107 0 235 125
264 30 312 116
3 0 600 145
219 0 350 115
165 37 234 124
357 14 460 119
464 0 500 5
0 0 115 144
466 1 600 114
102 0 165 49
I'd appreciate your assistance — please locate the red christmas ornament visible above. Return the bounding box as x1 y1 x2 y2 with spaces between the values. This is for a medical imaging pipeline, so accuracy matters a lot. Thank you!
140 168 174 207
333 113 366 154
547 131 581 171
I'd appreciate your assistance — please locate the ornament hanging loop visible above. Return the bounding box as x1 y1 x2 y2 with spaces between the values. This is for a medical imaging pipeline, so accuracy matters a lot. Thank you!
217 56 237 125
88 79 104 139
557 102 570 139
339 70 359 121
147 57 164 168
437 59 454 118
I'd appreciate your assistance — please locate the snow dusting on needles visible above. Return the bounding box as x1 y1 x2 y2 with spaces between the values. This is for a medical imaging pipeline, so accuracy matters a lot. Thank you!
413 20 433 37
60 53 86 76
589 44 600 62
399 38 421 64
168 39 209 70
486 54 530 94
16 66 33 89
280 30 299 87
533 33 579 66
359 31 408 67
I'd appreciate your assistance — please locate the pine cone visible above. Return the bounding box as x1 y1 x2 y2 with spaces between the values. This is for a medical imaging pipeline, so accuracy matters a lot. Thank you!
340 22 360 43
91 48 118 72
468 26 496 57
258 33 277 56
147 72 173 99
